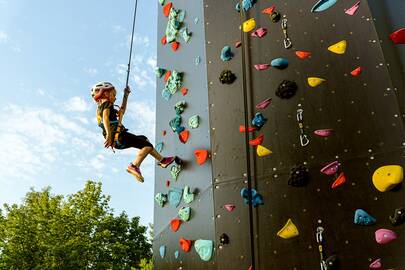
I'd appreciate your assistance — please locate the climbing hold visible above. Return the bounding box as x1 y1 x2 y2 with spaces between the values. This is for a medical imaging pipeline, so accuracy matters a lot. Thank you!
171 219 182 232
254 64 271 71
354 209 376 226
369 258 382 269
158 0 165 6
177 10 186 22
165 8 181 43
178 206 191 222
375 229 397 244
168 187 183 207
314 129 333 137
270 11 281 23
188 115 200 129
288 165 309 187
331 172 346 189
242 18 256 32
164 70 172 82
175 100 187 115
174 250 179 259
194 149 209 165
256 145 272 157
162 130 167 136
320 161 340 175
308 77 326 87
249 135 264 146
251 28 267 38
183 186 195 204
155 193 168 207
179 237 192 252
351 66 362 76
220 233 230 245
155 67 166 78
345 1 360 15
195 56 201 65
171 41 180 52
180 87 188 96
328 40 347 54
156 142 164 153
239 125 256 133
235 41 242 48
311 0 337 13
241 188 264 207
276 80 298 99
164 70 183 97
224 204 236 212
179 130 189 144
372 165 404 192
180 27 192 43
390 208 405 226
295 50 311 59
194 239 214 261
390 28 405 44
220 46 234 61
169 115 182 133
256 98 272 109
271 58 289 69
325 255 340 270
159 245 166 258
251 112 267 130
166 180 170 187
163 2 172 17
277 219 299 239
262 6 275 14
219 70 237 84
170 164 182 181
161 35 167 45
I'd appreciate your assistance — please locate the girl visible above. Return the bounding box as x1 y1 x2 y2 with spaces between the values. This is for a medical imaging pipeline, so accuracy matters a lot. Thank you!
91 81 176 183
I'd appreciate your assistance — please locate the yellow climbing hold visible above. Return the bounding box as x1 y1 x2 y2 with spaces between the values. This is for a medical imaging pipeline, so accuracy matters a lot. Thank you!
242 18 256 32
328 40 347 54
256 145 272 157
277 219 299 239
308 77 326 87
372 165 404 192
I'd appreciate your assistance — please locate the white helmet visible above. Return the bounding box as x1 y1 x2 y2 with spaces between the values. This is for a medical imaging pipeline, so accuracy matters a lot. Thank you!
91 81 115 101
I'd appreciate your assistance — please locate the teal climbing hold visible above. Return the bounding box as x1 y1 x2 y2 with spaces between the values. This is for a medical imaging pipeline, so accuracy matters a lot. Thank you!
174 250 179 259
158 0 165 5
271 58 289 69
156 142 164 153
170 164 182 180
235 0 257 12
155 193 168 207
178 206 191 221
159 245 166 258
195 56 201 65
194 239 214 261
354 209 376 226
180 27 192 43
168 187 183 207
155 67 166 78
164 70 183 95
177 10 186 23
251 112 267 130
165 8 181 43
175 100 187 115
183 186 195 204
220 46 234 61
311 0 338 12
188 115 200 129
162 88 171 101
169 115 182 132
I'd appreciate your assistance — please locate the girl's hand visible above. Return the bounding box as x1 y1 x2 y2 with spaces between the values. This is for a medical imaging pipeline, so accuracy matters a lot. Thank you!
124 86 131 95
104 135 113 148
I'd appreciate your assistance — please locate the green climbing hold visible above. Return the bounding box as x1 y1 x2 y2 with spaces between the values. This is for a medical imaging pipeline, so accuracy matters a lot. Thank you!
169 115 182 132
156 142 164 153
170 164 182 180
180 27 192 43
155 67 166 78
155 193 168 207
175 100 187 115
177 10 186 23
165 8 181 43
188 115 200 129
158 0 165 5
168 187 183 208
178 206 191 221
183 186 195 204
194 240 214 261
164 70 183 95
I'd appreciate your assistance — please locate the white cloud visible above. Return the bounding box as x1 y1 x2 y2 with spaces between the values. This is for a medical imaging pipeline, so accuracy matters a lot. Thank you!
147 57 156 69
112 25 126 33
63 96 91 112
0 31 8 43
83 67 99 76
37 88 46 96
126 100 155 140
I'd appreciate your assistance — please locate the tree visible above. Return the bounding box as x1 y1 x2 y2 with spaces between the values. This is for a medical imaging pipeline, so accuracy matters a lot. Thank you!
0 181 151 270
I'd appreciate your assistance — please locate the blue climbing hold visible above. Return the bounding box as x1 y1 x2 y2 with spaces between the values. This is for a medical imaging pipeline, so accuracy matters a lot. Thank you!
236 0 257 12
311 0 338 12
220 46 233 61
354 209 376 226
271 58 289 69
251 112 267 130
168 187 183 208
159 245 166 258
156 142 163 153
240 188 264 207
174 250 179 259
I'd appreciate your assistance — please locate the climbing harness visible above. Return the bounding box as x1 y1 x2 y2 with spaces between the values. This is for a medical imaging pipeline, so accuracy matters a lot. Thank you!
297 107 310 146
316 227 328 270
281 18 292 49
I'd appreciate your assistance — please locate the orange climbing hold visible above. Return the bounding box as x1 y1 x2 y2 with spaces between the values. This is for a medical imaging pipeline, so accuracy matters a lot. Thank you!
350 66 362 76
163 2 172 17
331 172 346 189
164 70 172 82
179 237 192 252
161 36 167 45
163 130 167 136
181 87 188 96
194 149 209 165
171 41 180 52
239 125 256 133
295 50 311 59
249 135 264 146
262 6 275 14
170 219 182 232
179 130 190 144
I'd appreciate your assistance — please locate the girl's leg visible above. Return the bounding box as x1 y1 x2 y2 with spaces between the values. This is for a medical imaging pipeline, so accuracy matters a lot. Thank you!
133 146 153 167
149 148 164 161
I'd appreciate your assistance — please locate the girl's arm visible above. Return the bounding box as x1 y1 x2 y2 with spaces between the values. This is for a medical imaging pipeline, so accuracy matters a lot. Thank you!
103 108 113 147
118 86 131 122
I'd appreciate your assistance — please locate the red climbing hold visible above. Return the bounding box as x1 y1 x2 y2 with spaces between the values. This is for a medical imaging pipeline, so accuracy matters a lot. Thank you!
248 265 254 270
262 6 275 14
179 237 192 252
350 66 362 76
166 180 170 187
194 149 209 165
249 135 264 146
295 51 311 59
171 41 180 52
181 87 188 96
224 204 236 212
164 70 172 82
239 125 256 133
390 28 405 44
163 2 172 17
179 130 190 144
331 172 346 189
235 41 242 48
163 130 167 136
161 36 167 45
170 219 182 232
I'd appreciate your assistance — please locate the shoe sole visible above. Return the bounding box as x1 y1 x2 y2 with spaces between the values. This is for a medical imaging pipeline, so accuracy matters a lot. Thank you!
159 156 177 168
126 169 144 183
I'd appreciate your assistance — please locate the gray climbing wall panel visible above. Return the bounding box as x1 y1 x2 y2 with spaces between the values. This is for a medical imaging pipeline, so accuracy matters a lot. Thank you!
155 0 405 269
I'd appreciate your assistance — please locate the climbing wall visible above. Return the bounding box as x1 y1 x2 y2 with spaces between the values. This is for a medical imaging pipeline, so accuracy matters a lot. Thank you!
155 0 405 269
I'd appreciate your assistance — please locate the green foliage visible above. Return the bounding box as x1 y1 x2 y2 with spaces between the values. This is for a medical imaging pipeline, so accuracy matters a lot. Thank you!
0 181 152 270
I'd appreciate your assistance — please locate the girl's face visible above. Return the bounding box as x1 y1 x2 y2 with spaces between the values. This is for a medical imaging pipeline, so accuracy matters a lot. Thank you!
109 89 117 103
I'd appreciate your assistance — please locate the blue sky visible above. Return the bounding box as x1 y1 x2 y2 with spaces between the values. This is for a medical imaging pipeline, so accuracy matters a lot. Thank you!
0 0 158 225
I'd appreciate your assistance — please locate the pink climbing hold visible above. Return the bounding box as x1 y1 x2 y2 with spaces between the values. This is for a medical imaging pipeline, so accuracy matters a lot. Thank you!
224 204 236 212
345 1 360 16
256 98 272 109
369 258 382 269
251 28 267 38
375 229 397 244
235 41 242 48
314 129 333 137
254 64 271 71
320 161 340 175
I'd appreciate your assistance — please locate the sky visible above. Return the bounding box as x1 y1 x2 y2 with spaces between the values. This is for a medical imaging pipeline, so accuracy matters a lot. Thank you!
0 0 158 225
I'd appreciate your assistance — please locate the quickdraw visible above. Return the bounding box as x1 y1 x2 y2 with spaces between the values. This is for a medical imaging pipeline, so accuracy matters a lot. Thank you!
281 18 292 49
297 106 310 146
316 226 327 270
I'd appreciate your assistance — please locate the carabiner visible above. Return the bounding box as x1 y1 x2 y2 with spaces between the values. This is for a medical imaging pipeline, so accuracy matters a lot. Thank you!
281 18 288 29
296 109 303 121
316 227 324 243
300 134 310 146
284 38 292 49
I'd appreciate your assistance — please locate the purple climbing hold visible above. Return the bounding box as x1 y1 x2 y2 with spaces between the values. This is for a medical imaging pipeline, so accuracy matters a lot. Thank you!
369 258 382 269
251 28 267 38
254 64 271 71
